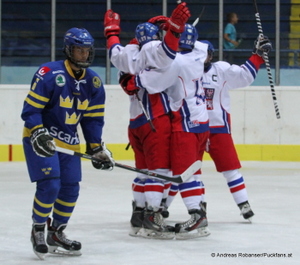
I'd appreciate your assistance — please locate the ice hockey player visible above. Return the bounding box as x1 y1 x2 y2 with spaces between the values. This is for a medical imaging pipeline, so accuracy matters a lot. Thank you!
162 36 272 223
21 27 114 259
103 3 191 239
201 37 272 221
133 24 210 239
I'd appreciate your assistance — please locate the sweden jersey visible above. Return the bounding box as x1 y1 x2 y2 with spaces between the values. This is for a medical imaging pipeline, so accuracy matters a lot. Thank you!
21 60 105 151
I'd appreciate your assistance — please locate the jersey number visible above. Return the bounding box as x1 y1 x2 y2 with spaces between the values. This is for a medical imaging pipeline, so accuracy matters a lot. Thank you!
193 78 205 105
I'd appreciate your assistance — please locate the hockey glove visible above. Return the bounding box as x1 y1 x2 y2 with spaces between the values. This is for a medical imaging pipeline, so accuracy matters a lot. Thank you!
119 73 140 96
148 15 170 31
30 127 56 157
86 143 115 171
104 9 121 38
167 2 191 34
253 35 272 57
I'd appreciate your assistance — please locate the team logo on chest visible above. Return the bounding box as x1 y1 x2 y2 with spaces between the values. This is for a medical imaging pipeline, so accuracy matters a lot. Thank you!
56 74 66 87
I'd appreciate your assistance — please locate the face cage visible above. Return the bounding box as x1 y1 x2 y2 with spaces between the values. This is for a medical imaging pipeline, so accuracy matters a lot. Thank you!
64 45 95 69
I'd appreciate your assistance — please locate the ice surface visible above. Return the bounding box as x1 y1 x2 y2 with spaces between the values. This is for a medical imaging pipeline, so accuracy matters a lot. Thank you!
0 160 299 265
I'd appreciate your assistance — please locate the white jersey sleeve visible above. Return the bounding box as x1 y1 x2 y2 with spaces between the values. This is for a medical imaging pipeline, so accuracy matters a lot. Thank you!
203 57 259 133
110 40 176 75
137 41 209 133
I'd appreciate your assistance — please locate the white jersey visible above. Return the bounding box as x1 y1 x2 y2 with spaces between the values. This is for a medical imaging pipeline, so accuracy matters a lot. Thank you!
110 40 176 75
137 41 209 133
203 54 263 133
110 40 176 128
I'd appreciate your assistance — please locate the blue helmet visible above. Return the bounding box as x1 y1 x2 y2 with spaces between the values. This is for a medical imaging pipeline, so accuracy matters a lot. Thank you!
200 40 215 55
179 24 198 50
200 40 215 72
135 22 160 47
63 27 95 68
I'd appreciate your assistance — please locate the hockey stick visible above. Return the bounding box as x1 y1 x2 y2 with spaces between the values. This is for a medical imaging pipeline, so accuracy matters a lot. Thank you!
135 91 156 132
55 146 201 184
253 0 280 119
192 6 205 26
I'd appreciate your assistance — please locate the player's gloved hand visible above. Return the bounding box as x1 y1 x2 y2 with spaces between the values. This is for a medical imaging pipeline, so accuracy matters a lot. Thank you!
86 143 115 171
119 72 140 96
253 35 272 57
167 2 191 33
148 15 170 31
30 127 56 157
104 9 121 38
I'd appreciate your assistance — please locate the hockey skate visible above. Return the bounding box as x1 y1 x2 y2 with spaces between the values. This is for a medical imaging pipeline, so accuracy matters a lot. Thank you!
129 201 144 237
31 223 48 260
46 218 82 256
139 208 175 239
160 198 169 219
175 208 210 240
238 201 254 222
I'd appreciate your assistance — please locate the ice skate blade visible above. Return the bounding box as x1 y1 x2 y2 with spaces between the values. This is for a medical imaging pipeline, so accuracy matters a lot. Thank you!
31 236 47 260
175 227 211 240
138 228 175 240
33 250 46 260
246 217 253 223
48 245 82 256
129 226 142 237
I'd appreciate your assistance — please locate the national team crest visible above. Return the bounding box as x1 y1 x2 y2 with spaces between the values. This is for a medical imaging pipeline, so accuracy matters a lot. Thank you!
93 76 101 88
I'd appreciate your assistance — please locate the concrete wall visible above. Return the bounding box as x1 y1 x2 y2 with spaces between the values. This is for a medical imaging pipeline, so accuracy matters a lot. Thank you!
0 84 299 161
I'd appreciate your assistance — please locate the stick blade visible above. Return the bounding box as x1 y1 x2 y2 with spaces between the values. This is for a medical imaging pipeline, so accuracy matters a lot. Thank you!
179 160 202 182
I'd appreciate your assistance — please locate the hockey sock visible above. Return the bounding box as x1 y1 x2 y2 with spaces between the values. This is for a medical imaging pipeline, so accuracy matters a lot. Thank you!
178 179 204 210
223 170 249 205
33 178 60 223
132 177 146 208
52 182 79 224
165 183 179 208
144 169 167 210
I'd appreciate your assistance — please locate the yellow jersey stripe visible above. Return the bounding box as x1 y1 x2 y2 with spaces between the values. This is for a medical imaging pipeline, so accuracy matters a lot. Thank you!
83 112 104 117
25 97 46 109
87 104 104 111
29 90 49 102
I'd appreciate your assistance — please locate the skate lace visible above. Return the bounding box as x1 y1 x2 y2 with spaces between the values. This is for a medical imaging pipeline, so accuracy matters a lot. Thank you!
240 204 251 215
35 231 46 245
57 231 73 245
180 214 198 228
154 212 165 226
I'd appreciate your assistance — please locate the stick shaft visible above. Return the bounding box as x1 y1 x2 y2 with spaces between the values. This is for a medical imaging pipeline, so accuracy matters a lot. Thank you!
253 0 280 119
55 146 183 183
135 92 156 131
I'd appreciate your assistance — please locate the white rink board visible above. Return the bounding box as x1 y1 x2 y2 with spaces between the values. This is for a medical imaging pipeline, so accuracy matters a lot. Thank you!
0 85 299 145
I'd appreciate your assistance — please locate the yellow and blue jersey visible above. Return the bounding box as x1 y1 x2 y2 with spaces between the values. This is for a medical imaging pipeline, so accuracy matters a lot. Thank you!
21 60 105 151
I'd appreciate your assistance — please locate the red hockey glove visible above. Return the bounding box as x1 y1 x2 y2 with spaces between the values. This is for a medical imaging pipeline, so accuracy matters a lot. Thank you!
148 15 170 31
167 2 191 33
119 73 140 96
104 9 121 38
